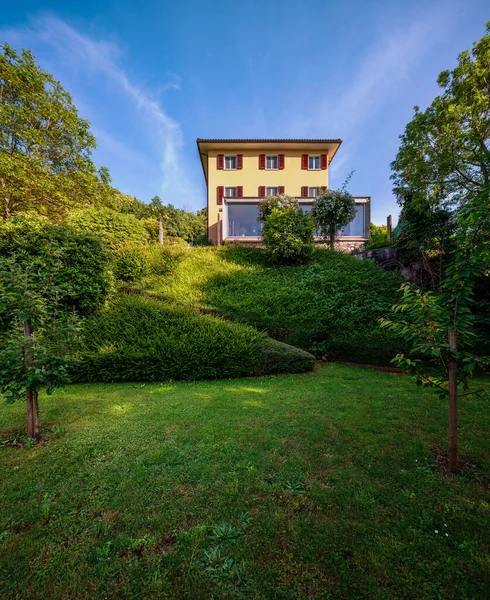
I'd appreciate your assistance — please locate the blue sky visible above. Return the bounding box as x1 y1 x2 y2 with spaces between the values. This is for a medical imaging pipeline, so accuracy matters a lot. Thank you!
2 1 488 223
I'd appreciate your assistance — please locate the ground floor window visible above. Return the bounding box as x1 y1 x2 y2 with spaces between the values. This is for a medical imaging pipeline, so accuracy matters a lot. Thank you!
228 203 262 237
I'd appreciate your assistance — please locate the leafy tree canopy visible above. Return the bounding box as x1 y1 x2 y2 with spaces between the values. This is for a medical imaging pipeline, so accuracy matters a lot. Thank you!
391 22 490 212
0 43 100 220
311 189 356 249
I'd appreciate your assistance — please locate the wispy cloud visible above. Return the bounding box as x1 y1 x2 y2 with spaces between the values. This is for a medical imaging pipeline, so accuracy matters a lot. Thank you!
1 16 195 206
287 1 461 178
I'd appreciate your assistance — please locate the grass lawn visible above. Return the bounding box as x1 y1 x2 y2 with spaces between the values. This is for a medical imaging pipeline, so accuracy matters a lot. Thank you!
1 365 489 599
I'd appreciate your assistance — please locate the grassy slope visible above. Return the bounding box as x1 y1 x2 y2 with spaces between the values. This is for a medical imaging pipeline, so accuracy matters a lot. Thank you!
136 246 404 356
1 365 489 599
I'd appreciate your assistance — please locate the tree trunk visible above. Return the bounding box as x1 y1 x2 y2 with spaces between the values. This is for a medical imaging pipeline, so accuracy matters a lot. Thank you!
2 178 11 220
329 232 335 249
26 389 35 438
448 328 458 473
33 391 40 439
23 320 35 439
159 218 164 246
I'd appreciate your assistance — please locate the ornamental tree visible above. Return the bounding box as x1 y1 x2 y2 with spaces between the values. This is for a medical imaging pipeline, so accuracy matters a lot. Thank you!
0 43 98 219
311 189 356 249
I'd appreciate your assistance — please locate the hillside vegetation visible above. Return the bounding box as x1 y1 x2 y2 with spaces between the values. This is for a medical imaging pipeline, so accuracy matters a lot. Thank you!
133 246 406 364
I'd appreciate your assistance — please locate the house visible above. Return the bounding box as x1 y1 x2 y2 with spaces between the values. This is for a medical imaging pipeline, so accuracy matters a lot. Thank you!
196 138 370 250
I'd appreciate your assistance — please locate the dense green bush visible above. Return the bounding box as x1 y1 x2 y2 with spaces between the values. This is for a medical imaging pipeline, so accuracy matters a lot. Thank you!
71 295 314 382
0 224 112 314
262 208 315 265
67 207 149 250
364 224 391 250
253 338 315 375
113 246 149 282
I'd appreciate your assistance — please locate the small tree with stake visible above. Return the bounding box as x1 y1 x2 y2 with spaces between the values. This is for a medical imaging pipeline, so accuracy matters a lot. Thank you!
380 191 490 473
0 258 80 440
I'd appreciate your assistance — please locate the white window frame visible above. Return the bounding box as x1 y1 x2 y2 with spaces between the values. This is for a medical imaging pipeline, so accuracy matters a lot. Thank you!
308 187 319 197
265 155 279 170
266 186 279 197
308 155 320 170
224 187 237 197
224 155 237 170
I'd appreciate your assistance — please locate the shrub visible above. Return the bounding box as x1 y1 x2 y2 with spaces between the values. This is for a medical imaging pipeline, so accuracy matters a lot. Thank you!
0 224 112 315
67 207 149 250
262 208 315 265
253 339 315 375
258 194 299 223
364 224 391 250
70 295 315 382
113 246 149 282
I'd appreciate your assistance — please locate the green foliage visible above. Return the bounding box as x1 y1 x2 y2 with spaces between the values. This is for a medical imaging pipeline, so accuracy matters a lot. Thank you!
258 194 298 223
364 224 391 251
381 191 490 395
137 247 405 365
261 208 315 265
71 295 314 383
0 224 112 316
67 207 150 250
0 43 99 220
391 23 490 214
113 247 149 283
253 338 315 375
311 190 356 247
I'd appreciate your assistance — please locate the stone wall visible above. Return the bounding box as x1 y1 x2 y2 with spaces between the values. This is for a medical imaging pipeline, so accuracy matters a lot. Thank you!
333 240 365 253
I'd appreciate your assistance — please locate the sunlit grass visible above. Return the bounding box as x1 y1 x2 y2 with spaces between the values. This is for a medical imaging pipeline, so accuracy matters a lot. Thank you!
1 365 489 599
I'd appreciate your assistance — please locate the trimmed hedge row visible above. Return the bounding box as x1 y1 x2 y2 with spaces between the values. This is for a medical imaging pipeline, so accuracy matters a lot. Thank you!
70 295 315 383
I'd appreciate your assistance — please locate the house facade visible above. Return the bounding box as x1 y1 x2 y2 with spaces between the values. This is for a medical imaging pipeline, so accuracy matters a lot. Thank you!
197 138 370 250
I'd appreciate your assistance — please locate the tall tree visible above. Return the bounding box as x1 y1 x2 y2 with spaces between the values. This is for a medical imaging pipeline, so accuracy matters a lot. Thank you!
391 22 490 212
0 44 98 220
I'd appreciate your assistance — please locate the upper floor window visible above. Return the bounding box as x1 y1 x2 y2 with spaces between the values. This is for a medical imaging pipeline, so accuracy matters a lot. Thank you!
224 155 237 170
266 155 278 170
308 187 319 197
225 187 237 197
308 155 320 170
266 187 279 196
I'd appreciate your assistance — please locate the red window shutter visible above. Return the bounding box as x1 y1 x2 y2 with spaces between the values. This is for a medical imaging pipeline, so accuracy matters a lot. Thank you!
301 154 308 170
217 154 224 170
259 154 265 169
278 154 285 170
217 186 224 205
321 154 328 170
320 186 327 192
301 186 308 198
237 154 243 170
237 186 243 197
278 186 285 194
258 185 265 197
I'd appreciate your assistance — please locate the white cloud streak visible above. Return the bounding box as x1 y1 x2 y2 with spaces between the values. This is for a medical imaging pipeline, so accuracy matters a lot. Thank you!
2 16 194 206
289 1 461 177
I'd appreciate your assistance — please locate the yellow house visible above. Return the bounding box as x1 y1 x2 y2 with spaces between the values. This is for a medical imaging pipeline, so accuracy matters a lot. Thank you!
196 138 370 249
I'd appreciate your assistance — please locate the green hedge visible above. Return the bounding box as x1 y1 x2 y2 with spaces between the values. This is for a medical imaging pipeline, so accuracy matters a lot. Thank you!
0 224 113 314
67 207 149 250
70 295 315 382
